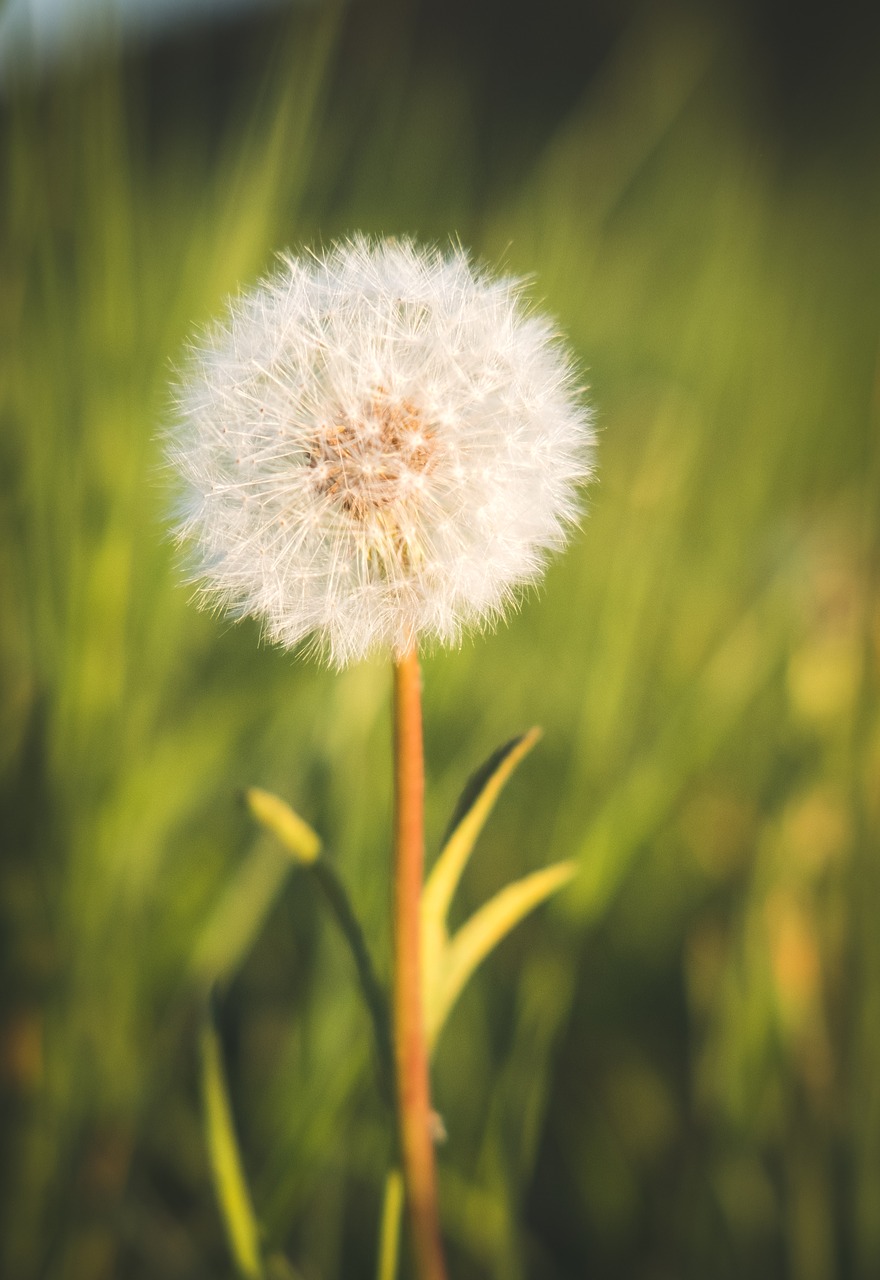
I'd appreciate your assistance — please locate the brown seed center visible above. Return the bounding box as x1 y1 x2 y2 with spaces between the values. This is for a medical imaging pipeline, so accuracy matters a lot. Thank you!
307 390 435 521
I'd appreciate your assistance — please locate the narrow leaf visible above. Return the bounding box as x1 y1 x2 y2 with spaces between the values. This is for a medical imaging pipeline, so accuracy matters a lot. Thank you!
376 1167 404 1280
245 788 322 864
310 859 395 1110
427 860 576 1051
422 727 542 945
200 1014 264 1280
244 792 393 1110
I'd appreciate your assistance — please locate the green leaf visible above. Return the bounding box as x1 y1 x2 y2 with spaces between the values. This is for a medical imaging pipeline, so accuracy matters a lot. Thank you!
422 728 542 1001
420 728 571 1054
426 860 576 1051
245 787 322 864
376 1167 404 1280
200 1011 264 1280
245 788 393 1109
438 731 541 853
309 859 395 1110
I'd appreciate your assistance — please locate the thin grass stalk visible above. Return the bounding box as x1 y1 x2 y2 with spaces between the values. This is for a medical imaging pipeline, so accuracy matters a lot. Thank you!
377 1167 405 1280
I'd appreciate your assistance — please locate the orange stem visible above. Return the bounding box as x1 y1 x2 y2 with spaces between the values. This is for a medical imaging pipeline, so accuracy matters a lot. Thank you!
392 650 447 1280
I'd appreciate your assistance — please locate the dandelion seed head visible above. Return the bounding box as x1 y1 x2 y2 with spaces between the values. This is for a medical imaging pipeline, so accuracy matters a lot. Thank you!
166 236 595 667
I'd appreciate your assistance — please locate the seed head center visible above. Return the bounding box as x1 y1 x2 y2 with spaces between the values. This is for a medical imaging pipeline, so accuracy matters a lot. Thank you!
308 392 436 521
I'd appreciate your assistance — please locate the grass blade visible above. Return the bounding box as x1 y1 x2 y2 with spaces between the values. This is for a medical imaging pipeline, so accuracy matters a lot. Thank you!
377 1167 405 1280
422 729 542 987
247 787 394 1108
245 788 322 865
200 1012 264 1280
427 860 576 1051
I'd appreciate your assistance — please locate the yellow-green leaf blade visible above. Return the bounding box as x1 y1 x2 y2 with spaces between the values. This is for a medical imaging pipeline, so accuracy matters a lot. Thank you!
422 729 542 1033
423 726 541 941
200 1016 264 1280
376 1167 404 1280
245 787 322 864
428 859 576 1053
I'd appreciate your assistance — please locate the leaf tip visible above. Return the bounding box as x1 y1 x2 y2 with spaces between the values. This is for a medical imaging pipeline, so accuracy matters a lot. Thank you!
245 787 322 865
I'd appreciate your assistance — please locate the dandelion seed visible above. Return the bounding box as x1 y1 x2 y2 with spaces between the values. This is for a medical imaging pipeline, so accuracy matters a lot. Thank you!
166 236 594 667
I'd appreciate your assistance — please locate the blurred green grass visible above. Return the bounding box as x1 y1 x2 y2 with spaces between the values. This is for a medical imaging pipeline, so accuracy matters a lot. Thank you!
1 4 878 1278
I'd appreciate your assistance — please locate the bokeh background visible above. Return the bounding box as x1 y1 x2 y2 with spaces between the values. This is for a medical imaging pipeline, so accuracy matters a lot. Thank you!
2 0 879 1276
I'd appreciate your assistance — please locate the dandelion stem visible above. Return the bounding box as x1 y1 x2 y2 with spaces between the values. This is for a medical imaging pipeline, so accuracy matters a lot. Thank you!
392 650 447 1280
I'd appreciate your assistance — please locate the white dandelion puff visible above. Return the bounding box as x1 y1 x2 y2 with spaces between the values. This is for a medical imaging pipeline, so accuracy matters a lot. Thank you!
166 236 595 667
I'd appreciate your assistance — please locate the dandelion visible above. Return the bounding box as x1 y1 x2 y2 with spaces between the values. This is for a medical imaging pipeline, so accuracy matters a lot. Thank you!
168 237 594 1280
167 236 593 667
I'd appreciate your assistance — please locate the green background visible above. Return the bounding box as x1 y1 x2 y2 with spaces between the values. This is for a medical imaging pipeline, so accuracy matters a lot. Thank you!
2 2 879 1276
